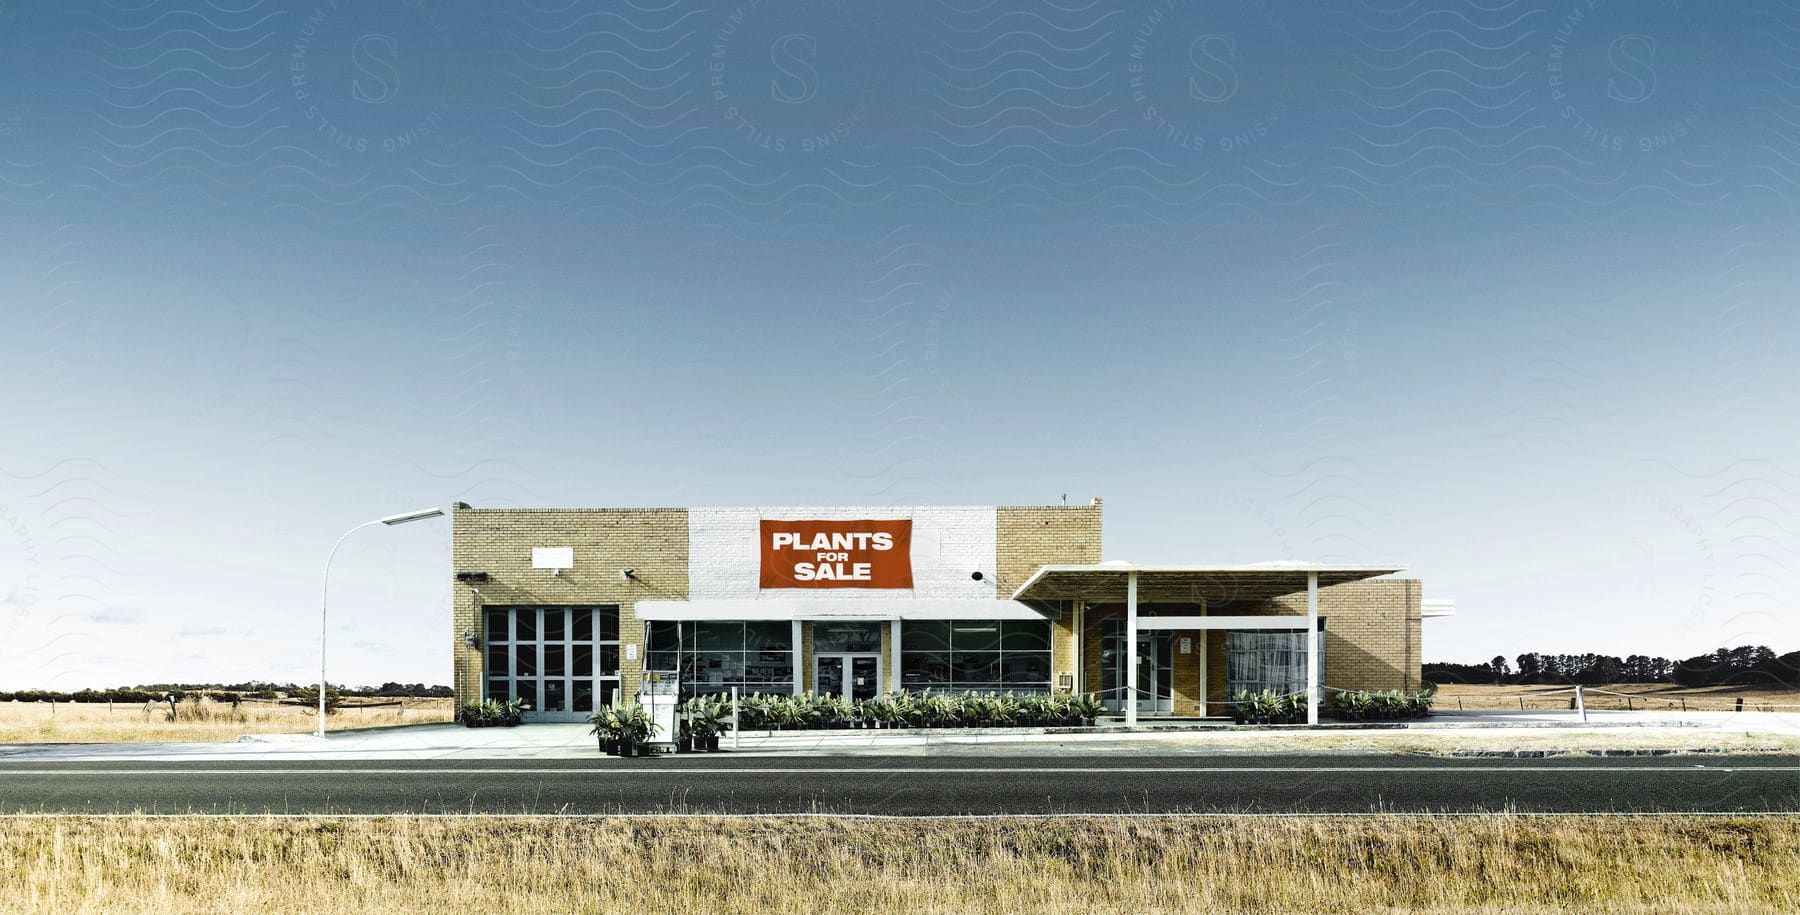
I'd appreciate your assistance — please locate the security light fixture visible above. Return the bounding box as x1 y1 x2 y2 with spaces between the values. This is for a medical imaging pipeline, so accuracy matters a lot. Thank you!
620 568 637 582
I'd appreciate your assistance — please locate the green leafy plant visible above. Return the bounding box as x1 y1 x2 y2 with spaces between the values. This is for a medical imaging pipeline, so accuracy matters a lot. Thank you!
588 706 621 740
1328 689 1434 721
1230 689 1307 725
611 703 659 746
1069 693 1105 725
687 701 726 739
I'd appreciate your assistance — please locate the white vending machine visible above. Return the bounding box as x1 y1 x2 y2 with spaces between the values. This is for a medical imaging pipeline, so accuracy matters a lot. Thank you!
636 669 680 752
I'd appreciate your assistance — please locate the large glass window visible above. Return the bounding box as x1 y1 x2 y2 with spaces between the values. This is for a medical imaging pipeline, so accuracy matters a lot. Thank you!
484 606 621 719
647 620 794 698
901 620 1052 692
1226 629 1324 698
812 621 882 653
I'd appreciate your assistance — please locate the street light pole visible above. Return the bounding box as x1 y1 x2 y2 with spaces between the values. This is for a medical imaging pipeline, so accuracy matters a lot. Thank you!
319 507 445 738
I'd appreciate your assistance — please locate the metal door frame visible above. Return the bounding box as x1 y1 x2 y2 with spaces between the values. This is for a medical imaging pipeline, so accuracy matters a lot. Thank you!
812 652 883 701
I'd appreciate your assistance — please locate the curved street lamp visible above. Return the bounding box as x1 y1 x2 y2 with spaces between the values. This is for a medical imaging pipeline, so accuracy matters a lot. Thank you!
319 507 445 737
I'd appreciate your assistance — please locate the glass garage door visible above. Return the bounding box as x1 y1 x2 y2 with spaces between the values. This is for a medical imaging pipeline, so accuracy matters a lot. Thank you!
485 606 620 722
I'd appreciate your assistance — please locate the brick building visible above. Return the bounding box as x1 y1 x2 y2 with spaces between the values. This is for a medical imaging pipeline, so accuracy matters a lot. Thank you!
451 500 1442 724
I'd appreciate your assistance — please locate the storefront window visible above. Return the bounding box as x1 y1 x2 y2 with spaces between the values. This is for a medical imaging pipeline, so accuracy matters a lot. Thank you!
483 606 621 718
647 620 795 698
812 621 882 653
901 620 1051 692
1226 630 1323 698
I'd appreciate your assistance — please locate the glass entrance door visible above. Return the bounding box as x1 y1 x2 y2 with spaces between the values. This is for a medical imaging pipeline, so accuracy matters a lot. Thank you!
1100 621 1173 713
814 653 882 701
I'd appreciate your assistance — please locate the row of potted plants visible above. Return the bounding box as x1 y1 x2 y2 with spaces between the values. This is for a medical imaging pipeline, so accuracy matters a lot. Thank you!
456 698 529 727
1330 689 1434 721
1227 688 1438 724
1229 689 1309 724
721 689 1107 731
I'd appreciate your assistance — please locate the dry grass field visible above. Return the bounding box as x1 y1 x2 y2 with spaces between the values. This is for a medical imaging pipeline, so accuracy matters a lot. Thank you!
0 698 454 744
1432 682 1800 713
1 814 1796 914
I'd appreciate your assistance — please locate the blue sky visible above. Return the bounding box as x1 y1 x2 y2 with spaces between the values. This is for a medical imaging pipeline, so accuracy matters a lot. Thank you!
1 0 1797 688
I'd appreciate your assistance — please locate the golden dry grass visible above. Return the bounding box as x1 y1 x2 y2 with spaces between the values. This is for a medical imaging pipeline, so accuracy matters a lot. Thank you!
1 815 1796 914
0 698 454 744
1433 683 1800 713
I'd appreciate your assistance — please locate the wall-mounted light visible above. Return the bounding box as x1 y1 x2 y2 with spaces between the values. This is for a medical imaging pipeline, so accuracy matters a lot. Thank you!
620 568 636 582
463 631 480 650
970 571 985 581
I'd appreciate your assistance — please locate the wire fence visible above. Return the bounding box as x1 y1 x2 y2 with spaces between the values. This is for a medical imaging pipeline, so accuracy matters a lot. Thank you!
7 696 448 716
1435 687 1800 713
1098 682 1800 715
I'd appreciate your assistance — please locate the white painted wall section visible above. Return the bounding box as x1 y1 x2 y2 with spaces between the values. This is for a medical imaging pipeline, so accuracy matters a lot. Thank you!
688 506 997 600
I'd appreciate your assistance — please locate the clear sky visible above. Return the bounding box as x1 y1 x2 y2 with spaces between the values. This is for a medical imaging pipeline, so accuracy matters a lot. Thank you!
1 1 1796 689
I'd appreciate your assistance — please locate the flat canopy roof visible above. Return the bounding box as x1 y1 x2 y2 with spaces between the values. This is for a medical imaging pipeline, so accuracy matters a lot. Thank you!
637 599 1052 622
1011 561 1405 604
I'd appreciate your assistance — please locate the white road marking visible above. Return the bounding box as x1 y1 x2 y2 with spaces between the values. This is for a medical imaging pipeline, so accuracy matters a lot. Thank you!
0 765 1790 775
0 811 1794 820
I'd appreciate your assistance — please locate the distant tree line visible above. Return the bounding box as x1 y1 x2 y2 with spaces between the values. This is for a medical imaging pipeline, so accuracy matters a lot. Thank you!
1425 645 1800 688
0 681 453 703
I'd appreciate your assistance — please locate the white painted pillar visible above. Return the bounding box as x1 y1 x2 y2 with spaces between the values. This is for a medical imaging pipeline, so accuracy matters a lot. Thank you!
1125 570 1139 726
890 620 903 693
1197 630 1208 718
1306 570 1319 726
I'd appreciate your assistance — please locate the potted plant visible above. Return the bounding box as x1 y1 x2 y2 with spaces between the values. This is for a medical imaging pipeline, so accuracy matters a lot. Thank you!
457 700 486 727
612 703 659 757
502 697 530 726
687 699 726 751
1070 693 1104 727
462 698 506 727
588 706 621 755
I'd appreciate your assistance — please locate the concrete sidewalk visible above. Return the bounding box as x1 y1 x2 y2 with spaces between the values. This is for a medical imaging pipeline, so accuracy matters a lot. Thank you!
0 709 1795 762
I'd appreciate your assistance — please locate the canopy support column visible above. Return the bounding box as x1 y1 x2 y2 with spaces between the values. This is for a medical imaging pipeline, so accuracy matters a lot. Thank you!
1306 570 1319 726
1197 630 1208 718
1125 570 1138 727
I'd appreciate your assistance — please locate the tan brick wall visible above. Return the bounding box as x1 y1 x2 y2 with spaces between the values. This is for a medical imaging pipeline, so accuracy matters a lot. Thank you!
1050 614 1077 691
451 505 688 704
994 503 1102 596
880 622 893 691
800 622 814 692
997 502 1102 691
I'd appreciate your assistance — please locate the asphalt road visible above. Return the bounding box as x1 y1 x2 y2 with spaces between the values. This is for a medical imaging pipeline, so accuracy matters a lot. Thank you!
2 754 1796 815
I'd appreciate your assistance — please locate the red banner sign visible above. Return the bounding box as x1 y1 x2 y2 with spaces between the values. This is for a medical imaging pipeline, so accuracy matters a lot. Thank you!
759 519 913 589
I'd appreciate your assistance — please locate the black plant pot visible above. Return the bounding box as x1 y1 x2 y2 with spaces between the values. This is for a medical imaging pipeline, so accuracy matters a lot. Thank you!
675 736 692 753
598 737 616 755
703 734 720 751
